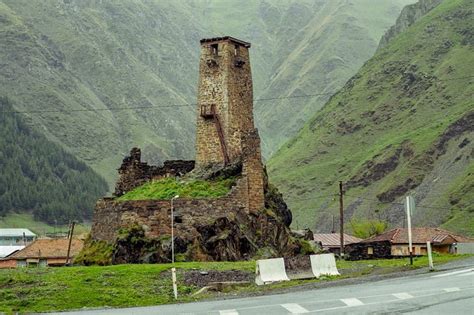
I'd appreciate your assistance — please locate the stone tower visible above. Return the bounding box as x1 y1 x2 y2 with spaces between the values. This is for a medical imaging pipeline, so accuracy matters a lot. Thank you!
195 36 264 212
195 36 255 168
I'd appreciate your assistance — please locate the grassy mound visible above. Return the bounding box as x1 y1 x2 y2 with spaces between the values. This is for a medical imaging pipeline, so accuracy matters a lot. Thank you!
74 236 113 266
117 177 237 201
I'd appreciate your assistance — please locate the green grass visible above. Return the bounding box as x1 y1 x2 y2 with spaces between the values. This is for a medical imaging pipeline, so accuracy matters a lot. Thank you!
0 213 90 237
0 261 254 313
117 177 236 201
0 255 466 313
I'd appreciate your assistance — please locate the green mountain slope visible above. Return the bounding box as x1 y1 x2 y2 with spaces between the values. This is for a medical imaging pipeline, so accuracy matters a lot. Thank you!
253 0 415 156
0 97 108 224
0 0 201 183
268 0 474 236
0 0 412 185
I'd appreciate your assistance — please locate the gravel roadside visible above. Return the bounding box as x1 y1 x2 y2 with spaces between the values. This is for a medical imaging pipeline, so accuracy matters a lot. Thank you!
188 256 474 302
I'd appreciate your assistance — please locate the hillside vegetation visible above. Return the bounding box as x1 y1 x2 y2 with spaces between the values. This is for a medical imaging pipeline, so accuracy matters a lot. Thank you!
0 98 108 224
268 0 474 235
0 0 412 185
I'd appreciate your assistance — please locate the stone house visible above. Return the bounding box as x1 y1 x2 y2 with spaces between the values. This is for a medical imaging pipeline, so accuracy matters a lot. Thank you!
345 227 474 260
0 239 83 268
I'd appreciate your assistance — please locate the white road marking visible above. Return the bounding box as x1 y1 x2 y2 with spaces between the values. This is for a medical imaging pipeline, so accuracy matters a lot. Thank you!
456 271 474 277
393 292 414 299
444 287 461 292
281 303 309 314
219 309 238 315
431 268 473 278
340 298 364 307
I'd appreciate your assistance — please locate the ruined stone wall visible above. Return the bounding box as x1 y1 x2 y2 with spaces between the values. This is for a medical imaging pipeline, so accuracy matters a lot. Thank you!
195 38 253 168
242 129 265 212
91 37 286 260
93 181 248 243
114 148 195 196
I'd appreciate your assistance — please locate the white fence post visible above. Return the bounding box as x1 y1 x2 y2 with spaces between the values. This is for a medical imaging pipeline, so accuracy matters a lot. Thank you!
426 241 434 271
172 267 178 299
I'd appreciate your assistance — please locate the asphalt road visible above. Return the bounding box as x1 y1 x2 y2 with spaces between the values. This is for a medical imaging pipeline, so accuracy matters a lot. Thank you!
52 259 474 315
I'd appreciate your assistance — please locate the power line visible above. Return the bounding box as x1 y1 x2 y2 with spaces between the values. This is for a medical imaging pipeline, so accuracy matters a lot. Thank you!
295 194 338 201
1 75 472 115
344 194 472 211
2 104 193 114
285 192 473 212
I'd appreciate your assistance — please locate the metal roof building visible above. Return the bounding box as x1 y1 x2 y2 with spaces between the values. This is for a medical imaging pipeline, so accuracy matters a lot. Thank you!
0 246 25 258
0 229 36 246
0 229 36 237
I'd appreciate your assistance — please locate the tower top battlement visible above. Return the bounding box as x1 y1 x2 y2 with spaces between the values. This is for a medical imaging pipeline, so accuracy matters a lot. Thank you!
200 36 251 48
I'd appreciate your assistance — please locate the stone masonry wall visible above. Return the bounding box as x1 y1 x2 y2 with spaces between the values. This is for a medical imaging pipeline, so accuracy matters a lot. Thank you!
195 38 253 168
90 37 292 261
242 129 265 212
114 148 195 196
92 184 247 243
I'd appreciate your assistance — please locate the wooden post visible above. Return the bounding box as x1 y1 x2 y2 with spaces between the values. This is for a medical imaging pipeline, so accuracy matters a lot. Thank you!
339 181 344 257
65 221 75 266
406 196 414 265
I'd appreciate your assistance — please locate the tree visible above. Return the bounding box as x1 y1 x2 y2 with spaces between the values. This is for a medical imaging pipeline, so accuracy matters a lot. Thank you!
349 218 388 239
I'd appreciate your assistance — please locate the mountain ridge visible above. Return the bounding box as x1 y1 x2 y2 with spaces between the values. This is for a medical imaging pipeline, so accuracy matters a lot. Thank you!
0 0 413 185
268 0 474 236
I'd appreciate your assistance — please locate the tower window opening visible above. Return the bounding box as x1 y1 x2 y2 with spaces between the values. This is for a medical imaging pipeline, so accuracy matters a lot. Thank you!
200 104 216 118
234 44 239 56
211 44 218 56
174 215 183 224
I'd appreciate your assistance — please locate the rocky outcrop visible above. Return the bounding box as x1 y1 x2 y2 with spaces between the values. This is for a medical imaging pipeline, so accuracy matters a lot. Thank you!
263 169 292 227
91 174 303 263
376 112 473 203
378 0 443 49
107 207 304 263
89 146 303 263
347 141 414 189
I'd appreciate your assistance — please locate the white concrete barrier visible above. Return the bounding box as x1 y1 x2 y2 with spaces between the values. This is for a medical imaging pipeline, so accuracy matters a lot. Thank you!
255 258 289 285
457 243 474 254
310 253 340 278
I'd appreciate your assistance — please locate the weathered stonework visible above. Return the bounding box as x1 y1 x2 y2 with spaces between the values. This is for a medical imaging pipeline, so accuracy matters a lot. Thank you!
241 129 265 212
89 36 302 263
91 182 297 262
196 37 254 168
114 147 195 196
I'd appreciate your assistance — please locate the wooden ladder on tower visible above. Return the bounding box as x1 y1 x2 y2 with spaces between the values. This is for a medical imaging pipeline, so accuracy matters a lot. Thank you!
200 104 230 165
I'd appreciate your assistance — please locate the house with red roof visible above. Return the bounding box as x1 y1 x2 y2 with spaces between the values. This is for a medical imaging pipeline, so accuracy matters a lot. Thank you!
345 227 473 260
313 233 363 255
0 238 83 268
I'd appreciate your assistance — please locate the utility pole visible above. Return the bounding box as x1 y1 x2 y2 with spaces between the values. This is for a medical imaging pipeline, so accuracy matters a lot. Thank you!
65 221 75 266
170 195 179 300
339 181 344 257
331 215 335 234
405 196 415 265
